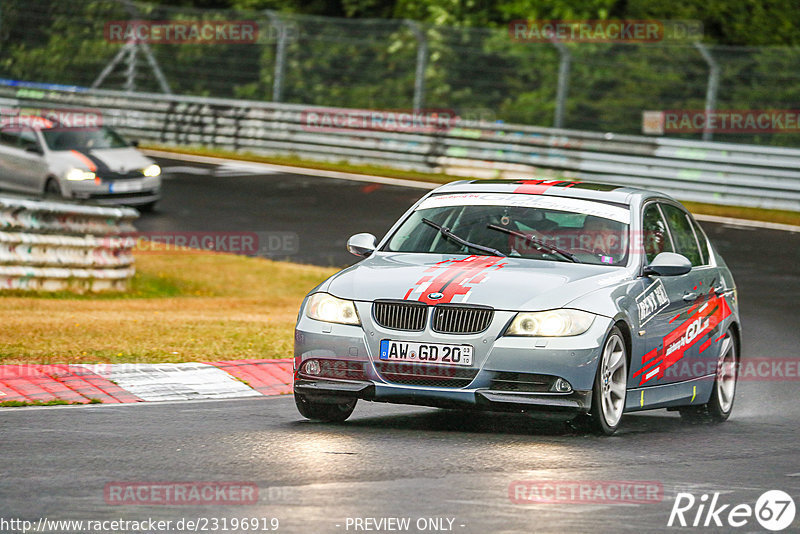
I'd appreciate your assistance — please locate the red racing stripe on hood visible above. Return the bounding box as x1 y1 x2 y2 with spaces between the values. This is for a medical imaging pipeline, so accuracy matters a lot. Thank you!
70 150 97 172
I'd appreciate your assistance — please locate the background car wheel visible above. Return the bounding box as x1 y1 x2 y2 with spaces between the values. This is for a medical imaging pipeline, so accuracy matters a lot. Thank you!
680 329 737 423
44 179 63 198
137 201 158 213
587 327 628 435
295 393 357 422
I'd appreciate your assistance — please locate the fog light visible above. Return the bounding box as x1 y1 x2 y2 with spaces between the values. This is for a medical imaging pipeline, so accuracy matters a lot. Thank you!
303 360 321 376
551 378 572 393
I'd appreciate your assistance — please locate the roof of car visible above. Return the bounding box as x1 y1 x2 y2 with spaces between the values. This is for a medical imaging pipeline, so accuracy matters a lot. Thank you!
431 178 670 205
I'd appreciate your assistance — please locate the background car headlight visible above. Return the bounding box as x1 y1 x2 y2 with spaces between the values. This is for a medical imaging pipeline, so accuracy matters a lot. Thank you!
65 168 96 181
142 164 161 177
305 293 360 325
505 309 595 337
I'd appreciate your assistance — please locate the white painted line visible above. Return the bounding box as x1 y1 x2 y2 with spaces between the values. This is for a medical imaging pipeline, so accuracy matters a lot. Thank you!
214 162 281 176
161 165 212 176
693 213 800 233
143 149 439 190
144 148 800 232
787 473 800 477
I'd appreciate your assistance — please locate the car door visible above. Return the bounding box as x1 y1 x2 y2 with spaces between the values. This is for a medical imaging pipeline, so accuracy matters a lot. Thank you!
660 203 729 382
0 126 47 192
0 127 23 191
632 202 702 387
13 127 48 192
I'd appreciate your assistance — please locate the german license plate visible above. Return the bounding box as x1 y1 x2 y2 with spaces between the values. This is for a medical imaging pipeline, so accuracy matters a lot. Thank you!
379 340 473 366
109 180 142 193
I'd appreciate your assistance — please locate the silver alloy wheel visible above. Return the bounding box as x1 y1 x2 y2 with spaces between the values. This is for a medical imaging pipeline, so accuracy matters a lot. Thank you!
600 334 627 427
716 335 736 413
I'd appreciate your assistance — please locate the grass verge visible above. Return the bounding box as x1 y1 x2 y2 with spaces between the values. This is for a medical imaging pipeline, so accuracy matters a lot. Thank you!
144 143 800 226
0 249 336 364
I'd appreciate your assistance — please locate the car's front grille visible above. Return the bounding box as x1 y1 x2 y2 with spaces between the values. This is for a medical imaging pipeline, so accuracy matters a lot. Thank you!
373 300 427 331
373 301 494 334
374 361 478 388
99 170 146 180
490 372 555 393
432 304 494 334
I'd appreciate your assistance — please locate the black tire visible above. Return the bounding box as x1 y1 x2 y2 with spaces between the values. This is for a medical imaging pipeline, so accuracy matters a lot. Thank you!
137 201 158 213
295 393 357 422
44 178 63 198
586 326 628 435
680 328 737 423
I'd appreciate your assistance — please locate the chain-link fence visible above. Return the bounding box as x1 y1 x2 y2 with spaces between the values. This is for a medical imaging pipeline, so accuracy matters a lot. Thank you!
2 0 800 145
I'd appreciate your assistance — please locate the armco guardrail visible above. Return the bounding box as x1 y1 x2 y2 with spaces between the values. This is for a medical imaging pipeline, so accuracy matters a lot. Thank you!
2 82 799 211
0 196 138 291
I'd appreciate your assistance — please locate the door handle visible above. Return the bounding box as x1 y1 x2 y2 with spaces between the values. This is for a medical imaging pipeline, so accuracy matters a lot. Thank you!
683 292 698 302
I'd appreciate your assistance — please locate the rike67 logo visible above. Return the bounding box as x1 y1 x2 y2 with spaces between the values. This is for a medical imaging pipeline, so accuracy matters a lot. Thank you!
668 490 796 531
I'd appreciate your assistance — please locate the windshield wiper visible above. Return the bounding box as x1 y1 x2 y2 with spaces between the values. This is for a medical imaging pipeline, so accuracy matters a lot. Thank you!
422 218 506 257
486 224 579 263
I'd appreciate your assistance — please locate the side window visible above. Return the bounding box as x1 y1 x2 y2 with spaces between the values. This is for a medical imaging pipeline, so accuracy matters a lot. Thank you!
0 128 21 147
18 128 41 152
690 218 710 265
642 203 673 263
661 204 702 266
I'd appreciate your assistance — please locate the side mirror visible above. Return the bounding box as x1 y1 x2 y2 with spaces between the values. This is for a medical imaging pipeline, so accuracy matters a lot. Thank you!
643 252 692 277
347 233 377 257
25 145 43 155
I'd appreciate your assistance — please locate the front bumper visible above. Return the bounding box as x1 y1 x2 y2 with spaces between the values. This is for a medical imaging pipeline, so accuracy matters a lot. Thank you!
293 305 612 420
294 378 592 419
66 176 161 206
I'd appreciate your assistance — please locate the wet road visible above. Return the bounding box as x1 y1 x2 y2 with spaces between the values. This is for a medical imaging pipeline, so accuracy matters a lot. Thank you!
1 153 798 533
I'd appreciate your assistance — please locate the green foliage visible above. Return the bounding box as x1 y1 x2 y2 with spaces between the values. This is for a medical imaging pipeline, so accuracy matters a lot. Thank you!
2 0 800 145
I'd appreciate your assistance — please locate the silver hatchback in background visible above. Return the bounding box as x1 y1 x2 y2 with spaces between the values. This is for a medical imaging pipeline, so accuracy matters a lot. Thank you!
0 116 161 211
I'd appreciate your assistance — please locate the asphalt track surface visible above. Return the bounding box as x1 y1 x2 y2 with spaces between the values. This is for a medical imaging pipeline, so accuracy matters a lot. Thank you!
1 155 799 533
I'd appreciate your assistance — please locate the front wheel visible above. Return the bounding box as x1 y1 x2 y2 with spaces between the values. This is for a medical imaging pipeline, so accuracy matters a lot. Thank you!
680 329 737 423
587 327 628 435
44 178 63 198
295 393 357 422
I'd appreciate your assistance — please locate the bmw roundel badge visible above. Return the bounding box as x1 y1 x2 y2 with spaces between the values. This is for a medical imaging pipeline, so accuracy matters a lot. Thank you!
428 292 444 300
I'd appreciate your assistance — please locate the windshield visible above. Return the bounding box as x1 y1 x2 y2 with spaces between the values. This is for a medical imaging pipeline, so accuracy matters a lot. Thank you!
385 193 631 266
41 127 129 151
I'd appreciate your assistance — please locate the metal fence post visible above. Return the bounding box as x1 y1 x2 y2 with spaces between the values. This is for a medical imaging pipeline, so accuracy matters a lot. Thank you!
695 42 719 142
405 20 427 112
124 41 138 93
264 10 287 103
553 41 571 129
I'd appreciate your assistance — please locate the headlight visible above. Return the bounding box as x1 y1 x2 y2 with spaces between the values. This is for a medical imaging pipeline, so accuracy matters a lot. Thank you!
65 168 96 181
142 164 161 177
305 293 360 325
505 309 595 337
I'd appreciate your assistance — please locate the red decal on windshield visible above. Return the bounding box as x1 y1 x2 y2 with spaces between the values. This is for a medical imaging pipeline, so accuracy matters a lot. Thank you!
403 255 506 304
514 179 579 195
